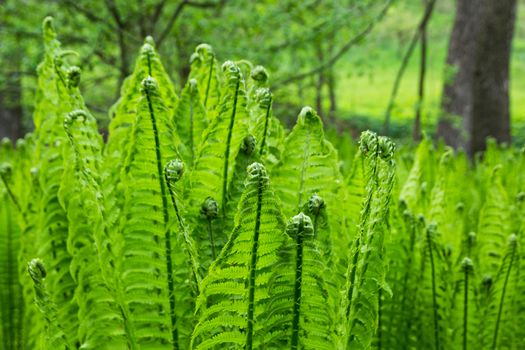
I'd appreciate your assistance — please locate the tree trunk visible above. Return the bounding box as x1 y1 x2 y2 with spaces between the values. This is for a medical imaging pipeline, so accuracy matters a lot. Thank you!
413 0 428 142
0 57 24 141
315 43 325 119
438 0 517 156
327 68 337 126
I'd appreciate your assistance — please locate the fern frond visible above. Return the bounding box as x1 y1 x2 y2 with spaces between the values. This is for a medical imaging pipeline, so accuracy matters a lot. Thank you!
342 132 396 350
264 212 336 349
272 106 342 219
118 77 183 348
173 79 209 166
191 163 287 350
59 110 133 349
189 61 249 219
189 44 222 114
27 259 70 350
478 166 511 277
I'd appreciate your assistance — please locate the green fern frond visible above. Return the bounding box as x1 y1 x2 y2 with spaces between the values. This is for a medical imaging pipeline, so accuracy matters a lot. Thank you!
59 110 133 349
27 259 71 350
191 162 286 350
342 132 396 350
189 43 222 114
118 77 182 348
264 212 336 349
173 79 209 166
189 61 249 219
272 106 342 219
478 166 511 277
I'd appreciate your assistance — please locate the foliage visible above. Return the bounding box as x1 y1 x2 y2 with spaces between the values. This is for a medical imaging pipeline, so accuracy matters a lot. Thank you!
1 18 524 350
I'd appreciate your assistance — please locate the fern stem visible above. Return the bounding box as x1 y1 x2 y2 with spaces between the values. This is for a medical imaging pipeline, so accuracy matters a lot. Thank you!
145 87 179 349
291 217 305 350
345 146 379 319
491 239 516 350
297 120 311 209
463 266 468 350
259 95 272 156
221 79 240 216
245 171 263 350
426 226 440 350
206 219 216 260
204 57 214 108
165 174 201 296
189 89 194 164
0 173 27 225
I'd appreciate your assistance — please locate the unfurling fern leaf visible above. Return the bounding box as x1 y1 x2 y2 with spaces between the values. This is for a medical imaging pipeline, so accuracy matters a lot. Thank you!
191 163 286 350
252 88 284 168
118 77 182 348
59 110 132 349
189 61 249 219
189 44 221 114
173 79 209 166
27 259 70 350
342 132 396 350
32 18 82 346
106 37 177 162
272 106 342 219
477 166 511 278
264 212 336 349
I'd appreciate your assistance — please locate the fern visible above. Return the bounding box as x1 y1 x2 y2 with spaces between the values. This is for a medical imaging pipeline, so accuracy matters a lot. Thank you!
27 259 71 350
189 44 222 114
342 132 396 350
189 61 249 218
272 107 342 218
191 163 286 349
59 109 132 349
173 79 209 166
117 77 181 347
264 212 336 349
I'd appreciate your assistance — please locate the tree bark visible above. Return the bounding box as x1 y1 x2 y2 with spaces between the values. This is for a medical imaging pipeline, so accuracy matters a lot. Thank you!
315 43 325 119
0 51 24 141
438 0 517 156
413 0 428 142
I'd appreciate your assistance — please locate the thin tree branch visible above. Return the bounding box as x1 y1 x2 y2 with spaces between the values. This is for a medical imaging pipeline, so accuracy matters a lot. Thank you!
157 0 189 46
57 0 141 44
156 0 226 47
273 0 393 88
382 0 437 134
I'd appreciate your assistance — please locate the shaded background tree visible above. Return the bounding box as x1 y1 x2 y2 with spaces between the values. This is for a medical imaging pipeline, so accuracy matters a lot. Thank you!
437 0 517 156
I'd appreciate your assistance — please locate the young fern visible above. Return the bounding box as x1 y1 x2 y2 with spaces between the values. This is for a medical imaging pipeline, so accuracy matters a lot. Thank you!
27 259 70 350
165 159 202 293
118 77 182 348
59 109 133 349
189 61 249 219
272 107 342 218
264 212 335 349
173 79 208 166
342 132 396 350
191 163 286 349
189 44 221 113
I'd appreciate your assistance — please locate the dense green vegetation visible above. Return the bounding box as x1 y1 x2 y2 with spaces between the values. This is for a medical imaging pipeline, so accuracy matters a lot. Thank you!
1 18 524 350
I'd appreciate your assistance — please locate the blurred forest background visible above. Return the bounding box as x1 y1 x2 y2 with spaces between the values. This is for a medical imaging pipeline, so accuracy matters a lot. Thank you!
1 0 523 154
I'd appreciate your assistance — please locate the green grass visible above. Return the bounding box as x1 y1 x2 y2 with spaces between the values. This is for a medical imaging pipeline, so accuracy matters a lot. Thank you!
335 0 525 137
